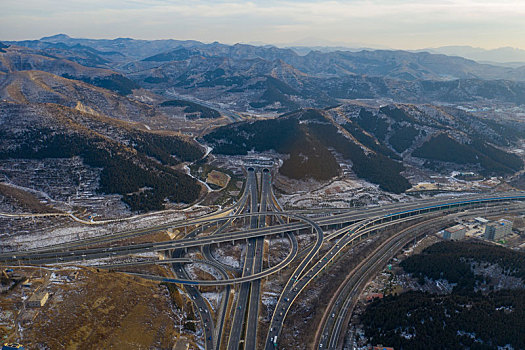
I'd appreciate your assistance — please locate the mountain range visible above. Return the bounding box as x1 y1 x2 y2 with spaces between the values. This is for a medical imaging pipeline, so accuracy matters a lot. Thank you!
421 46 525 65
2 34 525 113
1 34 524 212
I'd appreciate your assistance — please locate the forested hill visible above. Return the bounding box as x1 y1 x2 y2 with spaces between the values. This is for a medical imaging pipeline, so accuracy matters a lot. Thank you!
362 241 525 349
159 99 221 119
203 109 411 193
0 103 204 212
204 103 523 192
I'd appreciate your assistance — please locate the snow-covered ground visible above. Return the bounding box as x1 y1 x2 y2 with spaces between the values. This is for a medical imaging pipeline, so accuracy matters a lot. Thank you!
212 246 241 268
184 261 223 281
277 177 407 209
201 292 221 311
2 210 189 250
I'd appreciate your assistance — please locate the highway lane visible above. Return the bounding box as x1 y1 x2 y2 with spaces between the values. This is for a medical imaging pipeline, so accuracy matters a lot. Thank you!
18 201 509 285
266 212 464 349
166 183 254 350
265 202 525 349
117 233 298 286
265 211 439 348
321 217 447 349
3 194 525 271
228 167 258 350
173 256 216 350
0 212 319 262
320 205 523 350
201 169 252 274
207 168 253 350
245 168 271 349
98 257 233 270
2 173 524 350
172 229 216 350
4 192 524 259
3 163 524 350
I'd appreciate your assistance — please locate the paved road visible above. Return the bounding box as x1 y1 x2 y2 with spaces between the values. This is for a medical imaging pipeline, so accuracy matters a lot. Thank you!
320 217 448 349
263 201 525 349
245 168 271 349
4 192 524 263
228 167 258 349
319 205 522 350
172 251 215 350
1 170 524 350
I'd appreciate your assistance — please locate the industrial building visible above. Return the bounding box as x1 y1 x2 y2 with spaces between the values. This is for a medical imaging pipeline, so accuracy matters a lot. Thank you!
474 217 489 224
484 219 513 241
25 291 49 308
443 224 466 240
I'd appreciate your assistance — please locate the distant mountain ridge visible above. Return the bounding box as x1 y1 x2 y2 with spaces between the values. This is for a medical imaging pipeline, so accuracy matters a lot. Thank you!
5 35 525 81
422 45 525 65
4 35 525 113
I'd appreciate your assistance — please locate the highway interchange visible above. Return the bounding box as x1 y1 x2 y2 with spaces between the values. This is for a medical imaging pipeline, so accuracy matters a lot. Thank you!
1 167 525 350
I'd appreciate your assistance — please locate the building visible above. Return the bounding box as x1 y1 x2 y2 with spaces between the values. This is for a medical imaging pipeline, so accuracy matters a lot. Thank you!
484 219 513 241
443 224 466 240
25 291 49 308
474 217 489 224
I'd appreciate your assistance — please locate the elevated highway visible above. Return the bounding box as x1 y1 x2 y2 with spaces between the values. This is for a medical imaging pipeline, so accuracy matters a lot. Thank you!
2 165 524 350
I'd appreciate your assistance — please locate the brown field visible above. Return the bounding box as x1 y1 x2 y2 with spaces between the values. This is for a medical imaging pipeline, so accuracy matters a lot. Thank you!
5 267 201 349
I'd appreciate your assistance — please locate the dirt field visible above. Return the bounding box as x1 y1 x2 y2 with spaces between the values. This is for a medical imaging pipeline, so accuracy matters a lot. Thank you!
4 266 200 350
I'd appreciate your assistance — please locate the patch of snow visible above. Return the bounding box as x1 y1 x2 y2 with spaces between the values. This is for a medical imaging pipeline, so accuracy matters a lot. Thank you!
201 292 221 311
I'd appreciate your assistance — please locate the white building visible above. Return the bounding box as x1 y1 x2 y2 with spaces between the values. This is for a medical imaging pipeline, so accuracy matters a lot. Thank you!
443 224 467 240
484 219 513 241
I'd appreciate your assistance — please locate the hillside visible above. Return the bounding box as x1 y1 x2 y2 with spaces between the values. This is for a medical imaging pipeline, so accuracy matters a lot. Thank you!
203 109 411 193
330 104 523 176
0 70 155 123
0 102 204 212
362 241 525 349
204 103 523 191
159 99 221 119
0 35 523 209
21 35 525 81
413 133 523 175
0 45 139 96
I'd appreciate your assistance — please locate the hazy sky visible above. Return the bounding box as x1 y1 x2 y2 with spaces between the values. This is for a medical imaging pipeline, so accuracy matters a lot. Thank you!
2 0 525 49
